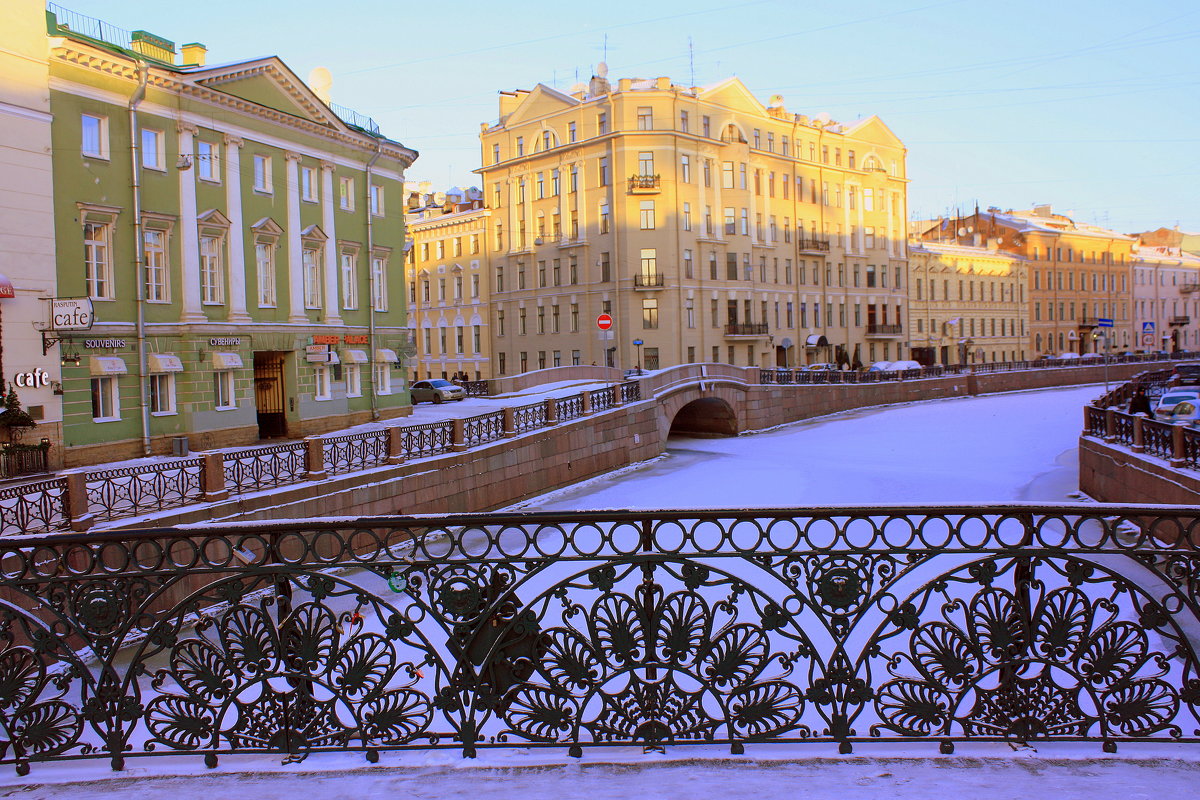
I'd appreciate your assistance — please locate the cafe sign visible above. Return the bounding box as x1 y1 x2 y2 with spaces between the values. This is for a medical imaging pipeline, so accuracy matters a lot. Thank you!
51 298 94 331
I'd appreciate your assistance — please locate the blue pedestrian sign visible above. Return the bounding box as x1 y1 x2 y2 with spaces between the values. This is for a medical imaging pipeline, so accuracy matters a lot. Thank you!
1143 321 1156 333
1097 318 1113 327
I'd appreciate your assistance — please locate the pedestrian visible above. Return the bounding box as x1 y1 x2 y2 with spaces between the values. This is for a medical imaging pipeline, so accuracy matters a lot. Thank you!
1129 387 1152 416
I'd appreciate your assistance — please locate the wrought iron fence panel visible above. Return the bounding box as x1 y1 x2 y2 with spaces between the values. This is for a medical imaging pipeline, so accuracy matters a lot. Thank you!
463 380 490 397
1084 405 1107 437
397 421 453 458
0 445 50 481
1141 419 1174 459
590 387 616 411
0 478 68 535
1182 428 1200 468
512 402 547 433
1111 412 1135 446
1 506 1198 774
620 381 641 403
557 395 585 422
322 430 389 476
462 412 505 447
85 459 204 521
223 443 307 494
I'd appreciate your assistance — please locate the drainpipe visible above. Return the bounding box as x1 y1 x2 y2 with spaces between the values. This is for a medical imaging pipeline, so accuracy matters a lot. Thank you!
365 136 383 420
129 61 151 455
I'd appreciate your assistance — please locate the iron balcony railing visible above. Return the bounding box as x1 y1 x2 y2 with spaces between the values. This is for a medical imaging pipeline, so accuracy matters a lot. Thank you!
627 174 661 192
797 237 831 252
725 323 770 336
866 323 904 336
2 506 1199 774
634 273 665 288
1170 316 1191 326
0 443 50 480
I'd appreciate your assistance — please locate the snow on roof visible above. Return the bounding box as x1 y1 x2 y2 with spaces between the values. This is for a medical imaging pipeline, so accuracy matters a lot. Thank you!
991 209 1136 241
908 240 1024 260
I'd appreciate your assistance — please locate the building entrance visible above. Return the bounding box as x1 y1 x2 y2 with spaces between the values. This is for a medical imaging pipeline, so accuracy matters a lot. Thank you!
253 352 287 438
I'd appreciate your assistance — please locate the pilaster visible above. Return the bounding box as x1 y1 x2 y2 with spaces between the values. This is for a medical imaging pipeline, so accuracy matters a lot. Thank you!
285 151 306 323
320 161 342 325
177 122 206 323
223 135 251 322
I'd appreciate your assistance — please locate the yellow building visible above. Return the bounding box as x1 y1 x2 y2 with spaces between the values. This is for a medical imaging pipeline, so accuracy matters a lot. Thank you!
477 70 909 373
404 187 492 380
906 241 1029 365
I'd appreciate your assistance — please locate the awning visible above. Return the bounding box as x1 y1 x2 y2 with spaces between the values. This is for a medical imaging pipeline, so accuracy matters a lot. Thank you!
211 351 243 370
89 356 127 376
375 348 399 363
327 351 340 365
343 349 369 363
806 334 829 347
148 353 184 373
0 274 13 299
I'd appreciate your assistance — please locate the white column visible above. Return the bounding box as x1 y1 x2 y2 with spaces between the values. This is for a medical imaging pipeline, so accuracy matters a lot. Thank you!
223 135 251 322
320 161 342 325
177 123 205 322
285 151 306 322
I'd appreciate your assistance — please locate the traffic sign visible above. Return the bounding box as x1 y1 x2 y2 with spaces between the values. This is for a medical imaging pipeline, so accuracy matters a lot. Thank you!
1143 321 1156 333
632 339 644 346
1142 333 1155 346
596 313 613 330
1097 318 1113 328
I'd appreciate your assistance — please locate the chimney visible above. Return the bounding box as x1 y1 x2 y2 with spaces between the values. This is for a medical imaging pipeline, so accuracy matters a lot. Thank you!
181 42 207 66
130 30 176 63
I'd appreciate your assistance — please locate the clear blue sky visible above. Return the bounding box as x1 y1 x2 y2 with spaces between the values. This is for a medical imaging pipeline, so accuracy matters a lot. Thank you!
63 0 1200 233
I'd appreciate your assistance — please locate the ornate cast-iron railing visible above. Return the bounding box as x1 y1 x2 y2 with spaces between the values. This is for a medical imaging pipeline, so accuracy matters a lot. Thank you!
396 421 453 458
557 395 585 421
1112 412 1135 446
0 478 67 534
512 401 548 433
224 443 307 494
463 412 505 447
1 506 1198 776
590 386 617 411
322 430 389 476
84 459 205 521
1141 419 1174 460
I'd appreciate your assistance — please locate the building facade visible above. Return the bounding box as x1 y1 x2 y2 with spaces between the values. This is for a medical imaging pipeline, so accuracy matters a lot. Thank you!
0 1 62 468
919 206 1136 357
404 186 492 381
477 71 909 374
1131 245 1200 353
906 241 1028 365
43 6 416 466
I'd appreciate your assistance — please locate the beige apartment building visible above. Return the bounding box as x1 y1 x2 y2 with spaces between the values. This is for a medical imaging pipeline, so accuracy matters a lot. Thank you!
906 241 1029 365
1131 245 1200 353
477 70 909 374
405 186 492 380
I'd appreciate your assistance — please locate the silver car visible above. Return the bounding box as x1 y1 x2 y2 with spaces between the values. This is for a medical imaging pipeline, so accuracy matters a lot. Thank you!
409 379 466 404
1154 390 1200 425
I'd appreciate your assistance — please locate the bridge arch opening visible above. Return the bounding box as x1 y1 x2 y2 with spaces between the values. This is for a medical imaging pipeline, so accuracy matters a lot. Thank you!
669 397 738 437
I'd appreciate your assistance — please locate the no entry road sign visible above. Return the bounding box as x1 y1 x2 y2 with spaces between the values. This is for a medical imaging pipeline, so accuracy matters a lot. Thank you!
596 313 613 330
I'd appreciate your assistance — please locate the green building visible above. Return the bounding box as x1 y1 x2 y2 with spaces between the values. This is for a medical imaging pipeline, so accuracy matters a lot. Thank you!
43 5 417 467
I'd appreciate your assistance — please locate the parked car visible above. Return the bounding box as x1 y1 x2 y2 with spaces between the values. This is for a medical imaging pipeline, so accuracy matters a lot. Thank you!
409 378 466 404
1154 389 1200 425
1078 353 1104 361
805 363 839 372
866 361 894 372
888 360 923 372
1173 364 1200 386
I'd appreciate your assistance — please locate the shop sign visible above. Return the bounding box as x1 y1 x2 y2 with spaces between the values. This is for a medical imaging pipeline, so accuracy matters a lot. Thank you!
344 335 369 344
84 338 127 349
305 344 331 363
51 298 94 330
13 368 50 388
312 335 340 345
208 337 241 347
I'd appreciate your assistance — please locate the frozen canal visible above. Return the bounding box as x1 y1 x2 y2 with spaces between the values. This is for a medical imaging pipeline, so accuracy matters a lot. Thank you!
520 383 1102 511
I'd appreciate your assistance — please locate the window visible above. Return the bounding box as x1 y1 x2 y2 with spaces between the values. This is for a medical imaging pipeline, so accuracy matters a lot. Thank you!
370 184 384 216
679 110 689 132
149 372 175 415
301 166 317 202
339 176 355 210
90 376 119 421
143 227 169 302
640 201 655 230
552 169 561 195
722 161 734 189
197 140 218 182
597 112 608 134
536 172 545 198
642 298 659 329
341 251 358 309
637 107 653 130
516 136 524 156
639 151 654 176
200 234 225 304
345 364 362 397
81 113 108 159
680 155 691 183
600 252 611 282
303 247 323 308
599 157 609 186
568 121 577 142
703 159 712 186
213 370 236 409
141 128 164 170
682 203 691 231
600 201 610 233
374 362 392 394
314 366 331 401
702 115 711 137
724 208 736 236
253 155 272 192
640 248 658 279
255 240 277 308
492 143 500 164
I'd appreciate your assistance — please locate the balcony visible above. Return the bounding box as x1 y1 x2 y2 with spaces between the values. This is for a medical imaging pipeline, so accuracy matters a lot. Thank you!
866 323 904 337
1077 316 1100 330
797 237 830 253
1170 315 1191 326
627 174 661 194
1182 282 1200 294
724 322 769 338
633 273 665 289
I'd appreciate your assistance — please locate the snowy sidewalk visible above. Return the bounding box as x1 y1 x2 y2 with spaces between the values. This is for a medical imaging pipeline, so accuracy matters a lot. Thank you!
4 747 1197 800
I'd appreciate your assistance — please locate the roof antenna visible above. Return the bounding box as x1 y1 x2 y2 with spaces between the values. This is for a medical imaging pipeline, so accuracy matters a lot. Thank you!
689 36 695 86
603 33 608 65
